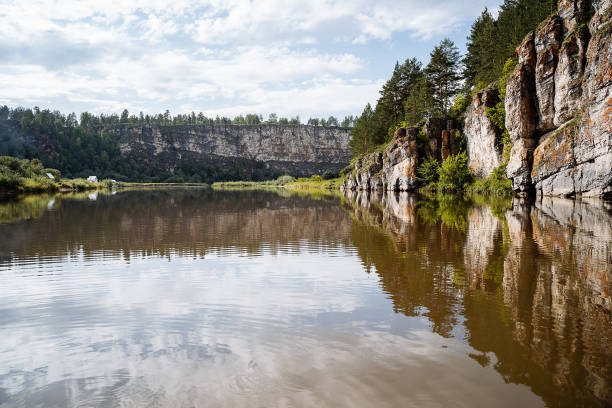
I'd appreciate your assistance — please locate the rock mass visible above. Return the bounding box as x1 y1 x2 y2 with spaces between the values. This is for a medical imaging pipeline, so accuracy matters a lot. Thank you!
507 0 611 197
342 0 611 198
105 124 352 178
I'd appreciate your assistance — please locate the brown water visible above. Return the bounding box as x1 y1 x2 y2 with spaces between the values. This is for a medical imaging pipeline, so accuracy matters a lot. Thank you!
0 189 610 407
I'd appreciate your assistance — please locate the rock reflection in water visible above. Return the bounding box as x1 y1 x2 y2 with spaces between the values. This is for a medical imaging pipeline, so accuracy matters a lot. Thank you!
343 190 611 407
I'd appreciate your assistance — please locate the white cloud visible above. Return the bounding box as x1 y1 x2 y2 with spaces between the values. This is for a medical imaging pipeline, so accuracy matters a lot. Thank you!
0 0 500 117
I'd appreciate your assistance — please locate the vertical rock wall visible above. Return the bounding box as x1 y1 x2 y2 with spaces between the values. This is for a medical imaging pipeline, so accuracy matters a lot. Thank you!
504 0 612 197
106 124 352 178
464 90 503 178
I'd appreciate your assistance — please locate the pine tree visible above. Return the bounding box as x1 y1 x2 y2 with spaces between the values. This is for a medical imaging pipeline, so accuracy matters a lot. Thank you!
464 9 497 89
403 75 434 126
349 103 384 156
425 39 461 116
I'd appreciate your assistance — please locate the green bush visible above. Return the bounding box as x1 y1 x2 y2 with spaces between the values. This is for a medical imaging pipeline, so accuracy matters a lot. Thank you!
100 179 115 189
468 161 512 196
469 177 512 196
310 175 323 182
275 175 295 185
417 157 440 185
450 92 471 119
21 176 56 192
437 152 472 191
0 171 22 189
0 156 22 172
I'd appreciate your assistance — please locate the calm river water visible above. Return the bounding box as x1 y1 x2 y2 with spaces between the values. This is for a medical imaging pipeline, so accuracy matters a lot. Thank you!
0 189 610 407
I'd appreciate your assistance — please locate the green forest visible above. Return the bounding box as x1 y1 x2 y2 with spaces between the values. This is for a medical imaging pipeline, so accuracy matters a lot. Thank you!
349 0 557 156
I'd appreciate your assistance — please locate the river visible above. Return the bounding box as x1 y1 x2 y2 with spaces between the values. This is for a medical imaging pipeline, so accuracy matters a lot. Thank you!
0 189 610 407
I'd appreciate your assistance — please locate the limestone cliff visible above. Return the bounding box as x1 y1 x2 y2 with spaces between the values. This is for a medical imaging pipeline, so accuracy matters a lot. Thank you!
105 124 352 178
505 0 611 197
464 90 503 178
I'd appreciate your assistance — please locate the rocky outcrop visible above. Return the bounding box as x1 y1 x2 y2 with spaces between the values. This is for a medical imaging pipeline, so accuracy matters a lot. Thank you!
341 120 462 192
553 28 589 125
343 1 610 197
105 124 352 178
383 128 420 191
505 32 540 194
507 138 538 194
464 90 503 178
504 0 612 198
341 127 420 192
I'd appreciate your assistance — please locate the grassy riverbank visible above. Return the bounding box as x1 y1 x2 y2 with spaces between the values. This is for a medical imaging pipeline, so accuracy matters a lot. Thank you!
212 175 342 195
0 156 109 194
1 156 214 196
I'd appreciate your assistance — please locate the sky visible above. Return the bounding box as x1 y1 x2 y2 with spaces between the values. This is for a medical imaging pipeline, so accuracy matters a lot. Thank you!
0 0 501 120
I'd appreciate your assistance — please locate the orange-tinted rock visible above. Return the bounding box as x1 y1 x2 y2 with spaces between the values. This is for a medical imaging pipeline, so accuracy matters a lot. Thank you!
558 0 591 36
441 130 451 160
394 127 406 139
573 0 612 196
532 123 577 196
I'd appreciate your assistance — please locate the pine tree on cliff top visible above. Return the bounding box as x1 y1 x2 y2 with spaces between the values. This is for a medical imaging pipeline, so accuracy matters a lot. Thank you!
425 39 461 116
464 9 497 89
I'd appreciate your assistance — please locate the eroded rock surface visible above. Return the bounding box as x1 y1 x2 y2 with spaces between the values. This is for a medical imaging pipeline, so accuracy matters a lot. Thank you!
553 29 588 126
501 0 611 197
505 32 538 142
535 15 563 131
342 128 420 192
107 124 352 178
464 90 503 178
507 138 538 193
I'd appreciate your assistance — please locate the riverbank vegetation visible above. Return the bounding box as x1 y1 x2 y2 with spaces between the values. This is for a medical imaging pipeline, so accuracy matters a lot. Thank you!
0 156 106 194
213 174 341 195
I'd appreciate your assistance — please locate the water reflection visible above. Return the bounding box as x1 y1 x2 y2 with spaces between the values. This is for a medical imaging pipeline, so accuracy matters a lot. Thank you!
0 189 609 407
344 190 611 406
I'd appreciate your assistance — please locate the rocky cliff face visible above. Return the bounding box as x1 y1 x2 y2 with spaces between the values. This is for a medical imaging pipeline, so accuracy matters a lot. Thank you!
464 90 504 178
105 124 352 178
341 119 460 192
506 0 611 197
343 0 610 198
